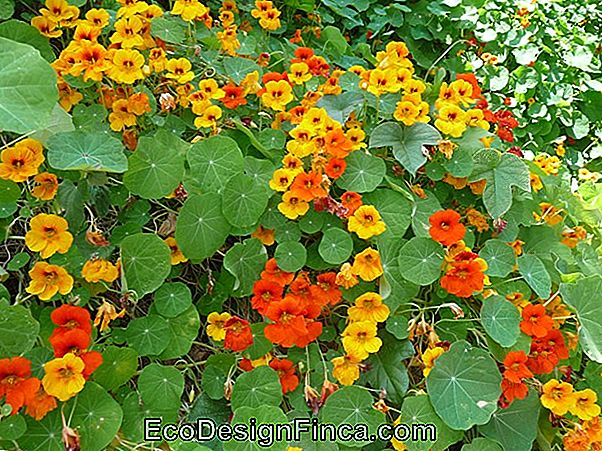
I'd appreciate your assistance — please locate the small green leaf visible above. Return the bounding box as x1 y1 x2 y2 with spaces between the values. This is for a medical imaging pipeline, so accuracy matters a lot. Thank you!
480 239 516 278
223 238 267 297
336 151 386 193
231 366 283 411
93 346 138 392
158 305 200 360
138 363 184 411
154 282 193 318
222 174 271 228
126 315 170 356
275 241 307 272
151 14 187 43
0 415 26 440
319 228 353 264
202 365 227 400
121 233 172 296
481 295 521 347
518 254 551 299
0 302 39 356
187 136 244 194
397 237 444 286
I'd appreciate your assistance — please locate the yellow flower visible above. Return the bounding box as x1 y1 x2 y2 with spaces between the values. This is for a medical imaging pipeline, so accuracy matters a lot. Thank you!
0 139 45 183
42 353 86 402
464 109 489 130
422 347 445 377
81 258 119 284
351 248 383 282
332 353 362 386
164 237 188 265
41 0 79 25
393 100 420 126
449 79 475 106
289 62 312 85
110 16 144 48
570 389 601 421
109 99 137 132
31 16 62 38
31 172 59 201
347 205 386 240
93 301 126 332
108 49 145 84
165 58 195 84
348 292 390 323
391 416 408 450
198 79 226 101
534 202 563 226
366 68 399 96
335 262 359 289
435 105 467 138
533 154 560 176
172 0 209 22
261 80 294 111
251 225 275 246
530 173 543 192
346 128 367 150
217 25 240 56
342 321 382 360
540 379 576 416
435 82 460 108
85 8 110 28
193 103 223 129
278 191 309 220
281 155 304 175
257 7 281 31
269 169 295 192
26 262 74 301
207 312 232 341
25 214 73 259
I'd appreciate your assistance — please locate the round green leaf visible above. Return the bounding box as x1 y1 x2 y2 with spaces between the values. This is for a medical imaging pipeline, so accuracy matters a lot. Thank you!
123 130 187 199
175 193 231 262
443 147 473 177
121 233 171 296
158 305 201 360
222 174 270 228
21 410 62 450
0 178 19 218
245 156 275 187
411 191 442 238
400 395 462 451
480 239 516 278
481 295 521 347
319 228 353 264
462 438 503 451
68 383 123 451
274 241 307 272
138 363 184 410
256 129 286 150
298 209 325 234
426 341 502 430
397 237 444 286
385 313 409 340
224 405 288 451
47 130 127 173
231 366 282 411
223 238 267 297
0 301 39 356
0 415 26 440
150 15 187 43
187 136 244 194
93 346 138 392
126 315 170 356
363 189 413 238
0 37 57 134
202 365 227 400
0 20 54 62
319 386 385 447
478 390 540 451
274 221 301 243
518 254 551 299
336 150 386 193
154 282 192 318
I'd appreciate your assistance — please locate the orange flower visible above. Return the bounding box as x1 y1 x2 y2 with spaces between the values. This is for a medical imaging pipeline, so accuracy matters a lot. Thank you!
429 209 466 246
0 140 45 182
164 236 188 265
312 272 342 306
290 171 327 201
26 262 74 301
440 257 486 298
527 329 569 374
31 172 59 200
50 304 92 339
0 357 40 414
49 328 90 358
42 353 86 402
325 158 347 179
93 301 125 332
269 358 299 394
251 225 275 246
81 257 119 283
25 387 57 420
251 279 283 315
501 378 529 403
335 262 359 289
264 297 322 348
224 316 254 352
324 128 353 158
502 351 533 383
351 248 383 282
221 84 247 109
340 191 362 217
520 304 554 338
261 258 294 286
25 213 73 259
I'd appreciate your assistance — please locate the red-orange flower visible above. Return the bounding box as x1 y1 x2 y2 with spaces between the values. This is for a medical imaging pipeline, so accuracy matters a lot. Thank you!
251 279 284 315
224 317 253 352
324 129 353 158
501 378 529 403
440 259 485 298
49 305 92 340
0 357 40 414
221 84 247 109
49 328 90 357
429 209 466 246
269 358 299 393
527 329 569 374
264 297 322 348
261 258 295 286
341 191 362 217
503 351 533 383
290 171 327 201
25 387 57 420
311 272 342 306
520 304 554 338
325 158 347 179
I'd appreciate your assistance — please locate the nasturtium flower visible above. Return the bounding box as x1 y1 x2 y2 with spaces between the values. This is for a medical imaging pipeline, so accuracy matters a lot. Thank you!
50 305 92 338
84 8 110 27
41 0 79 24
440 256 487 298
108 49 145 84
540 379 576 416
342 320 382 360
501 378 529 403
224 316 254 352
464 109 489 129
172 0 209 22
31 16 62 38
435 105 467 138
251 279 283 314
197 79 225 101
25 214 73 259
26 262 74 301
217 25 240 56
278 191 309 220
465 208 489 232
269 359 299 394
347 205 386 240
269 168 295 192
332 353 362 386
42 353 86 402
428 209 465 246
422 346 445 377
31 172 59 200
335 262 359 289
165 58 195 84
502 351 533 383
289 62 312 85
93 301 125 333
351 248 383 282
340 191 363 217
520 304 554 338
81 257 119 283
534 202 564 226
261 258 295 286
393 100 420 126
289 171 326 201
25 387 57 420
257 7 281 31
206 312 232 341
561 226 587 249
570 389 601 421
110 16 144 48
193 102 223 129
366 68 399 96
348 292 390 323
72 22 101 42
0 357 40 414
261 80 294 111
109 99 137 132
0 139 45 183
251 225 275 246
164 236 188 265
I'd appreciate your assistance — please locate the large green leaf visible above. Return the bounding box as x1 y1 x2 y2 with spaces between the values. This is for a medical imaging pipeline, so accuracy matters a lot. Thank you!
560 275 602 363
0 301 39 356
150 14 187 43
479 239 516 278
175 193 231 262
0 37 57 134
158 305 200 360
123 130 187 199
399 395 463 451
369 122 441 175
223 238 267 297
93 346 138 392
68 383 123 451
426 341 502 430
0 20 54 61
469 151 530 218
230 366 283 411
0 414 26 441
224 406 288 451
187 136 244 194
397 237 444 286
518 254 551 299
319 227 353 264
138 363 184 411
336 150 386 193
121 233 172 296
21 410 62 450
478 390 540 451
126 314 170 356
319 386 385 447
462 438 503 451
363 189 413 238
47 131 128 173
481 295 521 347
153 282 192 318
222 174 270 228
